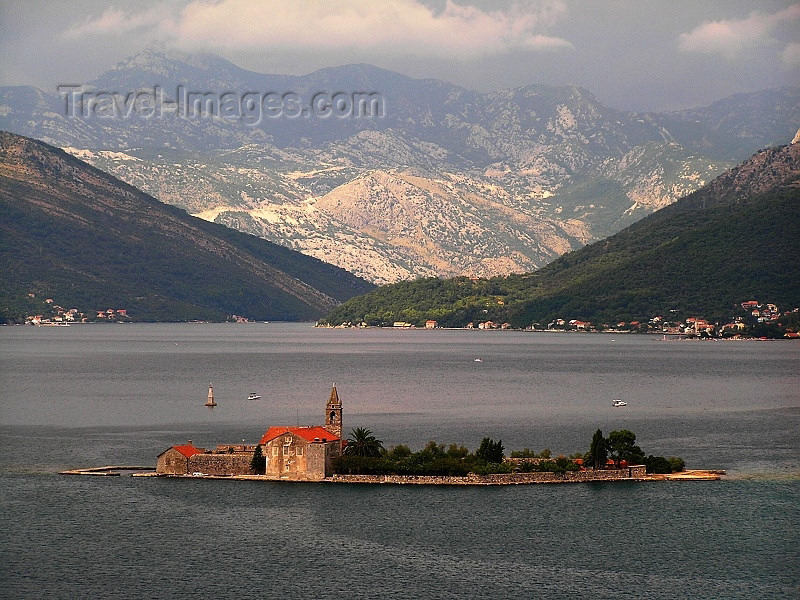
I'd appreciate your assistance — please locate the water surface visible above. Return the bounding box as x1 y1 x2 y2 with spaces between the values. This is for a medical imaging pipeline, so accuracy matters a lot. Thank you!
1 324 798 598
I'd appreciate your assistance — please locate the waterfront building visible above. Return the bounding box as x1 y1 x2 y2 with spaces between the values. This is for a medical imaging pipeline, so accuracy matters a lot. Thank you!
156 386 343 479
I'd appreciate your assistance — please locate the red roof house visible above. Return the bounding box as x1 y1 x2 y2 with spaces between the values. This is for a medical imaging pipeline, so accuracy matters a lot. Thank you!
259 426 339 445
156 444 205 475
172 444 203 458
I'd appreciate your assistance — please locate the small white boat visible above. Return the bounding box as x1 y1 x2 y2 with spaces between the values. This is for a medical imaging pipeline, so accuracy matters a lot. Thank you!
247 393 261 401
612 399 628 407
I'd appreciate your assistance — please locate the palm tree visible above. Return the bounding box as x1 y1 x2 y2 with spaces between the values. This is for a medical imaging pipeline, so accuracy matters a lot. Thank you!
344 427 384 457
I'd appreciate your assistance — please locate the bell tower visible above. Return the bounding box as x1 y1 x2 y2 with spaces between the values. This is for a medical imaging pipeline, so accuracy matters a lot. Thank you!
325 384 343 439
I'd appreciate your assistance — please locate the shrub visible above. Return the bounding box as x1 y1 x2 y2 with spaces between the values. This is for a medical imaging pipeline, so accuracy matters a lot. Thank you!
644 455 672 474
668 456 686 472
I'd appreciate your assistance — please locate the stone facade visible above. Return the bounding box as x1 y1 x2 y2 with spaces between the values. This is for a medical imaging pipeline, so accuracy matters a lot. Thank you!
261 429 340 480
157 447 191 475
156 444 204 475
188 453 254 476
157 443 255 476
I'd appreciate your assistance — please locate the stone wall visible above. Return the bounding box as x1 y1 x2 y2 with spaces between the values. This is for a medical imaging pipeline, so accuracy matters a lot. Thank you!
188 453 253 476
305 443 329 480
156 448 190 475
329 466 647 485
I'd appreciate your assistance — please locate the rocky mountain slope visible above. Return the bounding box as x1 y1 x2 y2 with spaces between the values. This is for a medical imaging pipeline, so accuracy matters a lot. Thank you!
321 142 800 327
0 132 373 322
2 51 798 283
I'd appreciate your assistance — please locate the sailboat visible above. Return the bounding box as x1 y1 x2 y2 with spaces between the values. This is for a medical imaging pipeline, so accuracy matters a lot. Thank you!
205 384 217 407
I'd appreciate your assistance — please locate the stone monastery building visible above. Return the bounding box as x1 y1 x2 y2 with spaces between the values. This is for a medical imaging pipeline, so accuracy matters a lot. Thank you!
157 385 344 481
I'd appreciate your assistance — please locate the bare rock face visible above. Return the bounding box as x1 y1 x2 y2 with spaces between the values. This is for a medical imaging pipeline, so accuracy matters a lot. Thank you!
792 128 800 145
4 52 798 284
699 143 800 205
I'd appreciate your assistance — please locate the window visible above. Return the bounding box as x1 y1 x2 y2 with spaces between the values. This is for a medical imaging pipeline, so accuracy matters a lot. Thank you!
272 446 278 456
296 446 303 456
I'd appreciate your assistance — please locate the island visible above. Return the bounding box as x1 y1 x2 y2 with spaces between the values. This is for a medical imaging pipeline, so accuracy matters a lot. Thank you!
71 385 719 485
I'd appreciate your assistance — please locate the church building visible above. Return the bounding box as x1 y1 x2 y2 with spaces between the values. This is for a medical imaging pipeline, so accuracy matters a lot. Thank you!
156 385 344 480
258 384 343 480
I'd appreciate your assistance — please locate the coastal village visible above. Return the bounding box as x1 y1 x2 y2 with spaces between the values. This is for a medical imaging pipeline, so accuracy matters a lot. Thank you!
19 294 130 325
373 299 800 339
16 291 798 339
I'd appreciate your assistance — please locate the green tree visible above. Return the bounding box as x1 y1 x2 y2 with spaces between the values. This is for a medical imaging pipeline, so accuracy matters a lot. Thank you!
587 429 608 469
385 444 412 460
643 455 672 474
475 437 504 464
446 444 469 459
510 448 536 458
250 445 266 475
420 440 446 459
668 456 686 472
344 427 384 457
607 429 644 467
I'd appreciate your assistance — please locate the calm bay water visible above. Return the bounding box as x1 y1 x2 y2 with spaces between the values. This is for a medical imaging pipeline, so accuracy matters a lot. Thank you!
1 323 798 598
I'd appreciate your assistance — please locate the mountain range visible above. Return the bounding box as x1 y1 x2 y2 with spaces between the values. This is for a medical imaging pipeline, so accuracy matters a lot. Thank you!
321 142 800 328
2 50 798 284
0 132 373 323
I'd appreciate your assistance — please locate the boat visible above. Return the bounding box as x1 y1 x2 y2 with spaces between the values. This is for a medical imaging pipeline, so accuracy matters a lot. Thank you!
247 393 261 401
612 399 627 407
204 384 217 407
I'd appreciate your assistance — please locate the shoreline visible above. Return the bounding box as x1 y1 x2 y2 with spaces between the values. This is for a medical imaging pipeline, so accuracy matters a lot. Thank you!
60 466 724 484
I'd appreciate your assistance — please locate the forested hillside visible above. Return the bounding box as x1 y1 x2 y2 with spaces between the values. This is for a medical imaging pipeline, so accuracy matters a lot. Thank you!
321 144 800 328
0 132 374 322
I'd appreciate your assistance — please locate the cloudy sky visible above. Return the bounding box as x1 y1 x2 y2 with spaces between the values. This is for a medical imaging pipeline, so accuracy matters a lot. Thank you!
1 0 798 111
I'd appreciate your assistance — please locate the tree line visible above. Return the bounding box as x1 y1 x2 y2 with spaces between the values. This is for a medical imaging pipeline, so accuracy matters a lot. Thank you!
330 427 684 476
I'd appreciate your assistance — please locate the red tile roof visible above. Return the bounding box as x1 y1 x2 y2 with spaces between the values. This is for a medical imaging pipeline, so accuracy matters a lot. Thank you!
260 426 339 445
173 444 203 458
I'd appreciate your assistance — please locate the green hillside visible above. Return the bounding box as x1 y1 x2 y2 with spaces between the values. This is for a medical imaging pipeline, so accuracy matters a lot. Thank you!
321 144 800 328
0 132 374 323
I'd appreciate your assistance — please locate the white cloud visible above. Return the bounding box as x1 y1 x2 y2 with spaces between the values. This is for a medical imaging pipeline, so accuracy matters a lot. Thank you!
781 42 800 67
62 0 573 58
678 4 800 58
522 34 574 51
63 6 171 38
